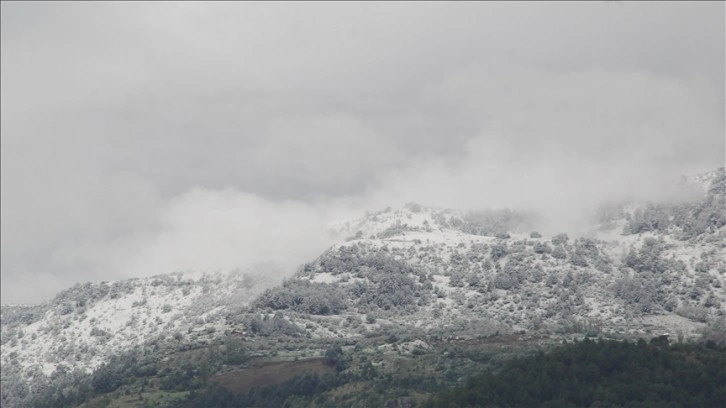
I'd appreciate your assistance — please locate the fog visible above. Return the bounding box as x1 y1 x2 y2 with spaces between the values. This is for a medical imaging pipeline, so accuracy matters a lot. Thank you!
1 2 723 303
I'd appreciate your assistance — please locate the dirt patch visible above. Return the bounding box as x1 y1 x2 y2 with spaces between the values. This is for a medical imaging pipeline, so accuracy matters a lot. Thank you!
429 334 552 354
461 334 523 346
213 358 335 393
431 334 522 348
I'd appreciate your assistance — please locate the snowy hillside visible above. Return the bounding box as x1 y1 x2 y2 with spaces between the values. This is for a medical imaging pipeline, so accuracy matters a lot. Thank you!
1 168 724 408
293 208 725 339
331 204 535 241
1 266 280 385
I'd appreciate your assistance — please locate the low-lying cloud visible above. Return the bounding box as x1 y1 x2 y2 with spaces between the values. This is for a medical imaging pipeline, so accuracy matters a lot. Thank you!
1 1 723 303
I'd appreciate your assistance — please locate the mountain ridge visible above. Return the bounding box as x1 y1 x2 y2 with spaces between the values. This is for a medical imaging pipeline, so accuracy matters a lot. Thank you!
1 167 724 407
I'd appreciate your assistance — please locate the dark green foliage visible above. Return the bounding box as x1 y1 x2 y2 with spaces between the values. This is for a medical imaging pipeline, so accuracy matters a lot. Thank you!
253 280 348 315
426 339 726 408
0 304 45 328
361 272 421 310
171 372 349 408
551 245 567 259
492 255 530 290
26 333 726 408
625 204 671 234
244 312 304 337
569 252 588 267
378 222 423 239
614 238 690 313
313 251 423 279
533 241 550 254
552 233 569 245
91 362 124 393
570 238 605 268
24 335 249 408
624 238 669 274
489 243 508 261
453 209 529 237
676 188 726 239
492 272 519 290
324 345 349 371
612 274 662 314
278 253 431 314
223 336 248 365
707 169 726 196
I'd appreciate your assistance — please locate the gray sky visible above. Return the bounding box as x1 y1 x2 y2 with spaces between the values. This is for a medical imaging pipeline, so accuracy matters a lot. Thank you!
2 1 724 304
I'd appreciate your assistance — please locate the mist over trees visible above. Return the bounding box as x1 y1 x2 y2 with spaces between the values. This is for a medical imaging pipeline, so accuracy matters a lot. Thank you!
624 168 726 239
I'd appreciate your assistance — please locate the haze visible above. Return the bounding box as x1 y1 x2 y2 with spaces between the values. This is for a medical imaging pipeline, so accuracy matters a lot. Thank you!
1 2 724 304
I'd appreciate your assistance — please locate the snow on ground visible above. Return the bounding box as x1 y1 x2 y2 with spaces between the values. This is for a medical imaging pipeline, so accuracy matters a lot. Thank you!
4 190 725 386
310 272 339 284
1 268 274 378
638 314 706 338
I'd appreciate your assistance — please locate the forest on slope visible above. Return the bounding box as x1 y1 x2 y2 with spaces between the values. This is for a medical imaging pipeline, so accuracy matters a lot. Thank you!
426 339 726 408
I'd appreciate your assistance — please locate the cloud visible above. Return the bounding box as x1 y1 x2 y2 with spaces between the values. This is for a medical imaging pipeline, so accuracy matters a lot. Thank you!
1 2 723 303
108 188 340 281
363 67 723 230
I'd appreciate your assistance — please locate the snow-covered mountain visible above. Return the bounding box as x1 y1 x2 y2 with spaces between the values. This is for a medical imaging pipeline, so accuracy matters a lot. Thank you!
286 199 725 340
1 266 281 382
1 168 724 407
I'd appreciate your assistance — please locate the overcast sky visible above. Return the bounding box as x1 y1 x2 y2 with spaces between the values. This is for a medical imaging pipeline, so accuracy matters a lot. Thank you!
1 1 724 304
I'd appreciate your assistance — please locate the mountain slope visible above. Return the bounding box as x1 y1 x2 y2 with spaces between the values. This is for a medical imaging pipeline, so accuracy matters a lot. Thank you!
1 266 281 406
1 168 724 408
